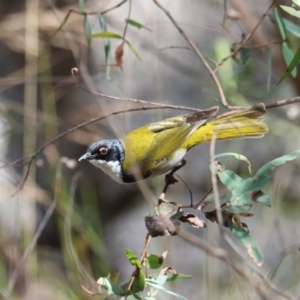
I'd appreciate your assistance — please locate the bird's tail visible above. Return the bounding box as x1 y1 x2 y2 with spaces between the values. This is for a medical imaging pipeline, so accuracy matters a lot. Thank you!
183 103 268 150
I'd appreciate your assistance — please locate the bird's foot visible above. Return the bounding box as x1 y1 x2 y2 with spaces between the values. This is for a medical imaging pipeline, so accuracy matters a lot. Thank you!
165 172 178 185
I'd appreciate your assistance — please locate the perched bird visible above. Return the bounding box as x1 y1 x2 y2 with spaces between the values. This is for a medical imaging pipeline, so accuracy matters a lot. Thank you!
79 103 268 183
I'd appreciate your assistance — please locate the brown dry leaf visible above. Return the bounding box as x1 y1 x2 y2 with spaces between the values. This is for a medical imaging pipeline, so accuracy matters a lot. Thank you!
115 42 124 69
179 213 206 228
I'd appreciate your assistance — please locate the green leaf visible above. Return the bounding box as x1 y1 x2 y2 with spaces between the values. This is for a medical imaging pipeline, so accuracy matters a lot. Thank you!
230 149 300 206
269 14 300 38
165 274 192 281
78 0 85 13
275 8 288 39
268 245 300 291
91 32 142 61
97 277 124 296
212 152 251 173
282 18 300 38
143 254 163 269
265 47 272 92
278 46 300 84
280 5 300 18
239 47 250 65
125 249 142 269
222 203 252 214
255 149 300 178
217 169 244 192
255 193 271 207
84 15 92 46
125 19 152 31
145 278 188 300
132 269 146 294
91 31 123 39
228 218 263 266
275 8 297 78
282 42 297 78
292 0 300 6
125 40 142 61
98 13 111 80
50 10 72 39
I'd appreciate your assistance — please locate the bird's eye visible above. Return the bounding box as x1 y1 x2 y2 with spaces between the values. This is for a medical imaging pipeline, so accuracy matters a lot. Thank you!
99 147 108 155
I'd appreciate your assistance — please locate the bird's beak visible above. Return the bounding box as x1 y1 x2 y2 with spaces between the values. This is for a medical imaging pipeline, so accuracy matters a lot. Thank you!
78 153 90 161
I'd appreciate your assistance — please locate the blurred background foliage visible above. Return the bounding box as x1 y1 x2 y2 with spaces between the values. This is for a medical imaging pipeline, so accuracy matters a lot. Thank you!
1 0 300 299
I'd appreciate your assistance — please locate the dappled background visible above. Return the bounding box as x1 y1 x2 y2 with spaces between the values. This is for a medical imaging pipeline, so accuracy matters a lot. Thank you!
1 0 300 299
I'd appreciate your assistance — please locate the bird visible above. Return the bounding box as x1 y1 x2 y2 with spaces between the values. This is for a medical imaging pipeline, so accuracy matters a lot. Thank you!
79 103 268 184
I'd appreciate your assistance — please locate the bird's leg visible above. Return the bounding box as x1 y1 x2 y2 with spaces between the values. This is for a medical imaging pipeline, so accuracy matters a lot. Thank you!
164 159 187 185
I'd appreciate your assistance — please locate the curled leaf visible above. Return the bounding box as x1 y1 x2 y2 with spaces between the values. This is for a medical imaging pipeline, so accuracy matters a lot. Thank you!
178 213 206 228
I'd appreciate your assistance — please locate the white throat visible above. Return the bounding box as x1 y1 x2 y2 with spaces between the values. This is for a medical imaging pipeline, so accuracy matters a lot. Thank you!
89 159 124 184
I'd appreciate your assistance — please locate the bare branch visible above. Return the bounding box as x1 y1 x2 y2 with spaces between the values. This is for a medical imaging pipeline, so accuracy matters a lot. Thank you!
153 0 227 108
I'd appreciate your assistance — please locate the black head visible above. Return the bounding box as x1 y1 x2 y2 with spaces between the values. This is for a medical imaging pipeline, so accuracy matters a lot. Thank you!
79 139 124 163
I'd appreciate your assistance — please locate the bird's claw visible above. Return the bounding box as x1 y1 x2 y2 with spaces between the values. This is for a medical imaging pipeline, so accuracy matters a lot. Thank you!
165 173 178 185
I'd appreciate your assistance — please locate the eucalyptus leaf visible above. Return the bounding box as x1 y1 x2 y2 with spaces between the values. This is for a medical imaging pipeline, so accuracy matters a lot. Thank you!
292 0 300 6
212 152 251 173
91 31 123 39
143 254 163 269
280 5 300 18
125 249 142 269
278 46 300 84
97 277 124 296
222 203 252 214
217 169 244 192
275 8 288 39
125 41 142 61
239 47 250 65
145 278 188 300
269 14 300 38
91 32 142 61
230 149 300 206
125 19 152 31
252 190 271 207
229 218 263 266
275 8 297 77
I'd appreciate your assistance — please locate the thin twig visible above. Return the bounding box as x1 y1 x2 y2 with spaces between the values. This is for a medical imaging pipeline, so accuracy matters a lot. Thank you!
71 68 209 113
217 1 275 77
152 0 227 108
102 0 127 15
174 174 193 206
222 232 294 300
194 187 213 209
179 228 270 300
122 0 131 40
265 97 300 109
126 234 152 297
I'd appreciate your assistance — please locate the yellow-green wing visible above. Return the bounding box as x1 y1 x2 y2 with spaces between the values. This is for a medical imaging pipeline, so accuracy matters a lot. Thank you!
121 107 218 176
183 103 268 150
